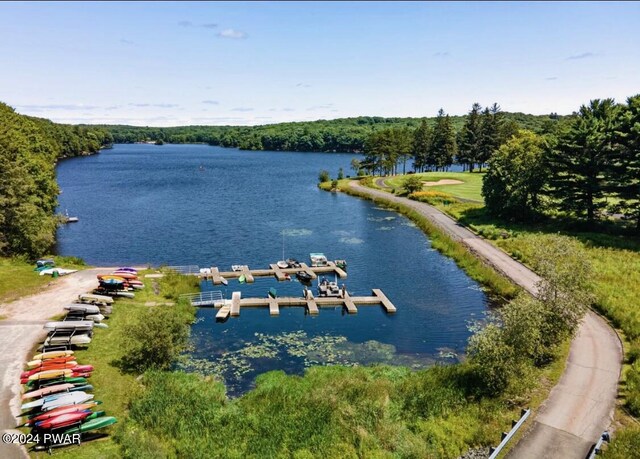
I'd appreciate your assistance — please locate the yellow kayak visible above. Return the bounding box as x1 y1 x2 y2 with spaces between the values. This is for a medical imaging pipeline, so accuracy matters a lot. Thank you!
31 350 74 361
28 369 73 382
98 275 126 282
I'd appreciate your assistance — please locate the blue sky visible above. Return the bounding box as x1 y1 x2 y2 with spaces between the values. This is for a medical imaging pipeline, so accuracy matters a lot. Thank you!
0 1 638 126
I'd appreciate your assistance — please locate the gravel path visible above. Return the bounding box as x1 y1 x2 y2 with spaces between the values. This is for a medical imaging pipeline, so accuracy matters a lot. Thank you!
0 268 113 458
349 181 622 459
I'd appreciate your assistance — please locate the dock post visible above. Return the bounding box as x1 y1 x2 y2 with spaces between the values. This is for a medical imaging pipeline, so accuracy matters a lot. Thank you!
231 291 241 316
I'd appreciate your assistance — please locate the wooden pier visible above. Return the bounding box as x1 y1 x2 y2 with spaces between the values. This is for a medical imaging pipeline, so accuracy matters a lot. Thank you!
199 262 345 285
204 289 395 320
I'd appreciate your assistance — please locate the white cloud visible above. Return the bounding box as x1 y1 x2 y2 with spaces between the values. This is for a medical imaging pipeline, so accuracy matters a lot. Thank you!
217 28 248 39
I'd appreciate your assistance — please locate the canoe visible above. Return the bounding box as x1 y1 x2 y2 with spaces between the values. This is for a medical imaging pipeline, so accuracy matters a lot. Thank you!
43 334 92 347
21 362 79 378
44 320 94 332
31 350 74 361
22 383 75 400
35 410 98 430
21 386 93 411
65 304 101 314
40 392 94 412
28 369 73 382
61 416 117 434
27 356 76 369
77 294 114 305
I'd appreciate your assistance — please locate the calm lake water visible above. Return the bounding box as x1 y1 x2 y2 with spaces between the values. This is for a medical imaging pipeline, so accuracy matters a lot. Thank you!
56 144 490 394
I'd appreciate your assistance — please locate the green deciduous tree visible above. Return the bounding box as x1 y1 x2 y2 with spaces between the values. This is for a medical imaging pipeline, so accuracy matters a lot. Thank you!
482 130 548 220
403 175 424 194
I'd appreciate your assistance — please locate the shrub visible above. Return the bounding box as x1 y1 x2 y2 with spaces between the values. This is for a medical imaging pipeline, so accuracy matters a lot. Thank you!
318 169 330 183
403 175 424 194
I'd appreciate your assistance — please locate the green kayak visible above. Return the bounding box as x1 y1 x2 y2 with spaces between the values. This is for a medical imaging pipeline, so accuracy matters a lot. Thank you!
268 287 277 298
238 274 246 284
62 416 117 435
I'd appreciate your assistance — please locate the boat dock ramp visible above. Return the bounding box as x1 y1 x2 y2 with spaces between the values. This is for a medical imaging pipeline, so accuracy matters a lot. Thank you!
170 262 347 285
181 288 396 321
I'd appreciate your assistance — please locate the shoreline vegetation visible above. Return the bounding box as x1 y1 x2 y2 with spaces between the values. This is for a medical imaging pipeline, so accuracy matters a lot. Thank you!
334 171 639 456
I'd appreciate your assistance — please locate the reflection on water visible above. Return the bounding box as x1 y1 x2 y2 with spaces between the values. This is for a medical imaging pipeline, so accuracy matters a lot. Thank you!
56 144 491 395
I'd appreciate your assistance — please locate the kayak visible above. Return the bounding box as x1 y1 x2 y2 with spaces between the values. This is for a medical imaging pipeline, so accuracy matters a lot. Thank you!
27 356 76 369
98 274 127 282
21 386 93 411
108 272 137 280
21 362 79 378
26 376 89 390
40 392 94 412
21 402 101 425
239 274 246 284
22 383 75 400
35 410 105 430
27 369 73 382
116 267 138 274
31 350 74 361
61 416 117 435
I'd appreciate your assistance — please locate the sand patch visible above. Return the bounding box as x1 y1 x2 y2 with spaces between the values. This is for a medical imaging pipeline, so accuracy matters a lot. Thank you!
423 179 464 186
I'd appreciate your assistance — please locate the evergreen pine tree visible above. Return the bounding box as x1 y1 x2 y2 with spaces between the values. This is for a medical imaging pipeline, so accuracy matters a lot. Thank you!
459 103 483 171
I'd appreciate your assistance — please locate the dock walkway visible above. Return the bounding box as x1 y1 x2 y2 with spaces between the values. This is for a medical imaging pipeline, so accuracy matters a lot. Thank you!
199 262 345 285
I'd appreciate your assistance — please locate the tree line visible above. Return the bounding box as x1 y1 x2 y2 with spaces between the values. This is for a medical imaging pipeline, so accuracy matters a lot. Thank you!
360 104 561 176
482 95 640 230
97 112 563 154
0 102 112 257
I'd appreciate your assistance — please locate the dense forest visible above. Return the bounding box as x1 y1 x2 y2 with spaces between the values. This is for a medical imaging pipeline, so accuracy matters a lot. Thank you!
0 102 112 257
96 111 564 153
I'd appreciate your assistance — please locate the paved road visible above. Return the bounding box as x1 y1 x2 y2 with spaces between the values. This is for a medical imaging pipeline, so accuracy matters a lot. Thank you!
0 268 111 459
349 181 622 459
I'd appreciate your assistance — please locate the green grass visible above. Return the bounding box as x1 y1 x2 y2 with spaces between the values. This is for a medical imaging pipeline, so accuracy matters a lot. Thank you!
382 171 486 202
0 257 51 303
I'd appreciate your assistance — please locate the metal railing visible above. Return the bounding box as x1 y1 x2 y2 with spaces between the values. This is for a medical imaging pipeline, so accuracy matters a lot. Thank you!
180 290 224 306
587 431 610 459
488 408 531 459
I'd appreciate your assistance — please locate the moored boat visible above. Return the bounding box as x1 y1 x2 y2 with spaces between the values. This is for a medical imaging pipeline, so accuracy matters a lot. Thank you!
310 253 328 267
334 259 347 270
268 287 277 299
296 271 313 283
317 277 341 297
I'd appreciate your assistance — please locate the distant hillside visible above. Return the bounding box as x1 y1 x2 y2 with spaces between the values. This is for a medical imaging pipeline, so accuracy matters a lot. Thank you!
95 112 569 153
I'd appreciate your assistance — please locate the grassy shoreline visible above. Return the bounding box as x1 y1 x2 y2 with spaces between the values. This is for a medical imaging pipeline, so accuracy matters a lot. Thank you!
348 172 640 455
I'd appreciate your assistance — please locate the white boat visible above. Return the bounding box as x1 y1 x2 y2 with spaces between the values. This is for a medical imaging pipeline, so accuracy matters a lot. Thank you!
310 253 328 267
317 277 341 298
84 313 105 323
44 321 94 332
77 294 114 305
39 268 78 277
277 231 289 269
65 304 101 314
231 265 248 272
41 392 94 412
43 334 92 347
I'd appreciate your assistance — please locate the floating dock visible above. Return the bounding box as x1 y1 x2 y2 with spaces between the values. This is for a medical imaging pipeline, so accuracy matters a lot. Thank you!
198 262 346 285
183 289 397 320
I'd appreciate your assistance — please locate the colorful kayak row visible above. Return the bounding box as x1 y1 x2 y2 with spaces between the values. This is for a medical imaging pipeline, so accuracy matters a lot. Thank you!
14 270 144 450
94 267 143 296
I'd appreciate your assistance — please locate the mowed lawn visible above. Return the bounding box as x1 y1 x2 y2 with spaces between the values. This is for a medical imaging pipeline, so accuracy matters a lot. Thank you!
383 172 486 202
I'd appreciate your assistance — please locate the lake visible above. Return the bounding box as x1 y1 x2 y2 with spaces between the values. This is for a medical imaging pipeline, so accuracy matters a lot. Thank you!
56 144 490 394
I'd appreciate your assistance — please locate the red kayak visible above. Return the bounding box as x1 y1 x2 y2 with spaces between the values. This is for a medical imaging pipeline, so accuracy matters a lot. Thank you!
21 364 92 379
27 356 76 369
35 410 93 429
21 402 100 427
21 363 79 379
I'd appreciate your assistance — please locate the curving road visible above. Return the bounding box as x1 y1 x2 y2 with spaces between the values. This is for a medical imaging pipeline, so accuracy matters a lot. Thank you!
348 180 622 459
